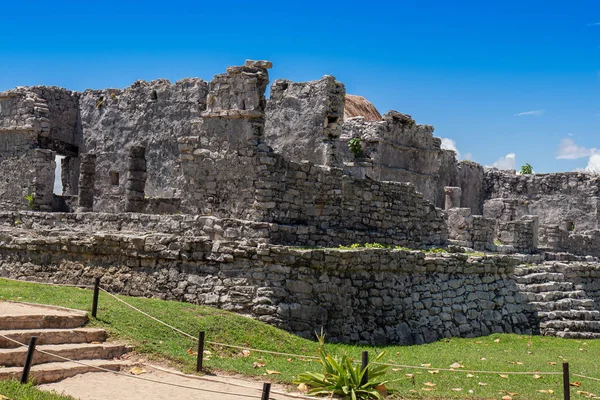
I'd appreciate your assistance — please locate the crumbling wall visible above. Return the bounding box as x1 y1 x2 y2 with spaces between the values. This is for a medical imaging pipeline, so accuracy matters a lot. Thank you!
265 76 345 166
484 170 600 231
447 208 495 250
179 62 447 248
457 161 485 214
0 227 531 345
0 90 55 210
338 113 484 214
539 225 600 258
497 216 539 254
79 78 209 212
29 87 80 155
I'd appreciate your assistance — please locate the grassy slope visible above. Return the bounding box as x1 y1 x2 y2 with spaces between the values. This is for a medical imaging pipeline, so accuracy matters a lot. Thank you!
0 380 75 400
2 278 600 399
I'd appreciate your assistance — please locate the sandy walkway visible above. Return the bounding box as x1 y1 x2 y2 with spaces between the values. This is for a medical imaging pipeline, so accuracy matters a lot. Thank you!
39 364 309 400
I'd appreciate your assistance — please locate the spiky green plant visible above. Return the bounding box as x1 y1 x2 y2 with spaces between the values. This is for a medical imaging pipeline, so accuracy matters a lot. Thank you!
294 331 392 399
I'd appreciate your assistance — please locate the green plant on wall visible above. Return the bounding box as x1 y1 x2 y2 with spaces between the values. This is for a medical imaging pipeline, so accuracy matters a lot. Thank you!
520 163 533 174
24 193 35 209
348 137 364 158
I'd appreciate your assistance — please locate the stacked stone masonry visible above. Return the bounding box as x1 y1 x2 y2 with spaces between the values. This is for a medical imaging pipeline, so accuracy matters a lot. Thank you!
2 60 600 344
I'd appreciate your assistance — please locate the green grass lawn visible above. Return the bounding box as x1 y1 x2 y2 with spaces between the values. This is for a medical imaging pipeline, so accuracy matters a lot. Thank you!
2 278 600 399
0 380 75 400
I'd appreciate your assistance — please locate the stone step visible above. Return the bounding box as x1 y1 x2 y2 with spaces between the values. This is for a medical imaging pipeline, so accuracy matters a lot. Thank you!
514 272 565 284
0 359 129 384
0 342 131 367
0 328 107 348
541 319 600 332
517 282 574 293
553 331 600 339
514 265 557 276
0 302 88 330
537 310 600 322
528 298 595 312
521 290 587 302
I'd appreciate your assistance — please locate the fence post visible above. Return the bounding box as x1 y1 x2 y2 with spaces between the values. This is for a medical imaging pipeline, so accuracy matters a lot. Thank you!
196 331 205 372
261 382 271 400
361 350 369 386
20 336 38 384
92 277 100 318
563 362 570 400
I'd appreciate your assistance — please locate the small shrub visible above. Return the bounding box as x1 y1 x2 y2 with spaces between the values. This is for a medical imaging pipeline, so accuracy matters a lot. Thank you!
348 137 364 158
96 97 104 109
520 163 533 174
294 332 392 399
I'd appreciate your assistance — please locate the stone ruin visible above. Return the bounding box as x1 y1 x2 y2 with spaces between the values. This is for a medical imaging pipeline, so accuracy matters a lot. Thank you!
1 60 600 344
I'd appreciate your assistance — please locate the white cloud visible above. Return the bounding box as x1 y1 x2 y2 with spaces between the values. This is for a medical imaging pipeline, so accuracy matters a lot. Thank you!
463 152 473 161
583 154 600 174
588 22 600 26
556 138 599 160
486 153 516 170
515 110 545 117
440 137 461 159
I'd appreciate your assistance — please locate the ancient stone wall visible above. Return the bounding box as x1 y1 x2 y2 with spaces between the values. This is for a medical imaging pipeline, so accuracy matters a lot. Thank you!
497 217 539 254
484 170 600 231
539 225 600 258
178 62 447 248
337 113 484 214
0 89 55 210
447 208 495 250
265 76 345 166
78 78 209 212
0 225 531 345
554 262 600 309
29 87 81 155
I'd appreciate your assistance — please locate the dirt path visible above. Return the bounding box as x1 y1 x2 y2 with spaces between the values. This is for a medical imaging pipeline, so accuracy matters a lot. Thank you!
39 364 309 400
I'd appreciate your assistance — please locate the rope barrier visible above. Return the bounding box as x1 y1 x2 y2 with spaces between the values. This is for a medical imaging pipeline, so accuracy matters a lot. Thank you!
0 276 93 289
1 278 567 380
574 373 600 382
98 287 564 376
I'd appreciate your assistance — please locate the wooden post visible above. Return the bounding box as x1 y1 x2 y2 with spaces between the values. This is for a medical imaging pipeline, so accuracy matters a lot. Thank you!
92 277 100 318
563 362 570 400
261 382 271 400
361 351 369 386
20 336 38 384
196 331 205 372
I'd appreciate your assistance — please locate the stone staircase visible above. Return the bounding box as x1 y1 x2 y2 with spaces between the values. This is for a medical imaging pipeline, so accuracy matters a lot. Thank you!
514 264 600 339
0 301 131 384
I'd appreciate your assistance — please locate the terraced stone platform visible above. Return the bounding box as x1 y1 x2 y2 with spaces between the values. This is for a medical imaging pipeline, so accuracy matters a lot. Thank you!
515 264 600 339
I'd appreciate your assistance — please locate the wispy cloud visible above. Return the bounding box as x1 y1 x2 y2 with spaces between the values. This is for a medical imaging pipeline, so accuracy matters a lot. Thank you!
587 22 600 26
440 137 461 160
486 153 516 170
515 109 545 117
556 138 599 160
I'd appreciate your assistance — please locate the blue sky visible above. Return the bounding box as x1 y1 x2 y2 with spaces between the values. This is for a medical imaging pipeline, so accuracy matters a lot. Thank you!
1 0 599 173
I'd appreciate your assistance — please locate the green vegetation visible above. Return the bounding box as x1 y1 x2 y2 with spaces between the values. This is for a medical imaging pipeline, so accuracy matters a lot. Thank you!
2 278 600 399
294 332 392 399
23 193 34 209
520 163 533 175
338 243 448 255
0 380 75 400
348 137 364 158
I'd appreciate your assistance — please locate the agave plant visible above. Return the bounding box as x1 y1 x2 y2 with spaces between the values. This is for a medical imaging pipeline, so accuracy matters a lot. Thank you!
294 331 392 399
